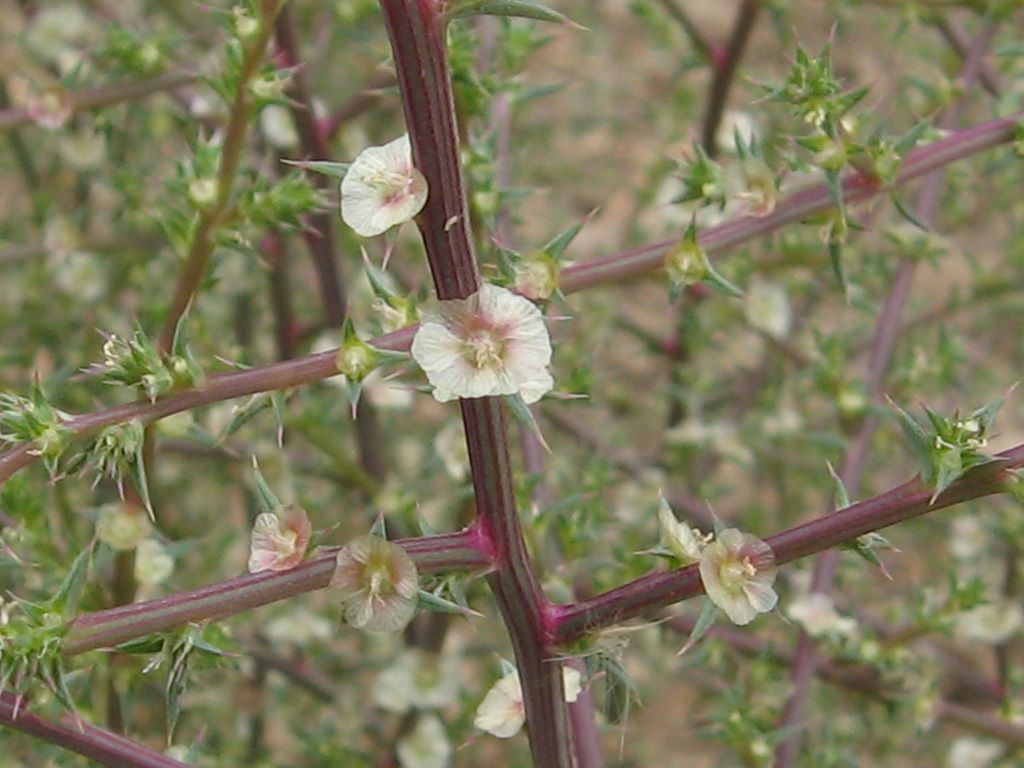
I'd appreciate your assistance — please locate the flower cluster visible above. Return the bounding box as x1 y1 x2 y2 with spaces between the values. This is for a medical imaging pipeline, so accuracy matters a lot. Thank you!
657 502 778 626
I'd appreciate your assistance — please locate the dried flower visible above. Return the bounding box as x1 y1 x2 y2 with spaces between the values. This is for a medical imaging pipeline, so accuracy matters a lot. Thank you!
411 283 554 404
331 534 419 632
341 135 428 237
474 666 582 739
699 529 778 625
247 504 312 573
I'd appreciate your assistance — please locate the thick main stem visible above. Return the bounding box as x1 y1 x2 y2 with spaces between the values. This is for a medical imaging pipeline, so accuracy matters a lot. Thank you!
377 3 573 765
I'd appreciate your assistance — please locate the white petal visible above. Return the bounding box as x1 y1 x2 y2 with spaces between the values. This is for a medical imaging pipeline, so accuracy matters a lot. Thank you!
474 673 525 738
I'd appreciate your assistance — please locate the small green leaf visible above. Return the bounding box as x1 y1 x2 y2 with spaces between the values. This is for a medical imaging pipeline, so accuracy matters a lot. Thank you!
417 588 484 618
250 457 282 515
676 598 719 656
281 159 350 179
826 462 851 509
51 544 93 614
446 0 575 25
887 397 932 479
502 394 550 452
891 193 929 231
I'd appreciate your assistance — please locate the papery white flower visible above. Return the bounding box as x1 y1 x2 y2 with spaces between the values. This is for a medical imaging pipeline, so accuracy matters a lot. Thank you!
411 284 554 404
786 592 858 639
946 737 1004 768
248 504 312 573
134 538 174 587
341 134 428 237
745 277 791 339
955 602 1024 645
397 714 452 768
331 534 419 632
657 497 711 564
373 649 460 713
474 666 582 739
96 504 151 552
699 529 778 625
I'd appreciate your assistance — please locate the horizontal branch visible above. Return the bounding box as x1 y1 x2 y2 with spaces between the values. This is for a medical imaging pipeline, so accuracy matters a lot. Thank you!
0 114 1018 487
63 526 493 656
551 443 1024 645
0 72 197 132
558 111 1023 294
0 692 187 768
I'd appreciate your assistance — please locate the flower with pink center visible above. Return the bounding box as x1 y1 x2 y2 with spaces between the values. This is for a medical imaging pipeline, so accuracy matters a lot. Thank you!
410 283 554 403
699 528 778 625
341 134 428 237
331 534 419 632
247 504 312 573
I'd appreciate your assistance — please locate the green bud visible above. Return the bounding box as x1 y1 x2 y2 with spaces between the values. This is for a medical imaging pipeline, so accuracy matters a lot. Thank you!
336 320 379 382
513 252 559 301
664 231 708 287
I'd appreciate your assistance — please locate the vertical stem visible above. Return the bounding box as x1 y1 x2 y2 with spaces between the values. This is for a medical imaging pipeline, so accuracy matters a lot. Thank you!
377 3 573 765
700 0 761 157
159 0 285 351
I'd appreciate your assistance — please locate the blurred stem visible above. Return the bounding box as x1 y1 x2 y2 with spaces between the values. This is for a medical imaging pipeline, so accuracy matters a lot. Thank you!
273 6 392 487
654 0 714 62
0 113 1020 487
158 1 285 352
700 0 760 157
378 3 573 765
0 692 187 768
773 22 997 767
0 72 196 132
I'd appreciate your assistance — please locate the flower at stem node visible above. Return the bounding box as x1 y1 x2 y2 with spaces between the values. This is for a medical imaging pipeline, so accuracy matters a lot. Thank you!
699 528 778 625
331 534 419 632
411 283 554 403
247 504 312 573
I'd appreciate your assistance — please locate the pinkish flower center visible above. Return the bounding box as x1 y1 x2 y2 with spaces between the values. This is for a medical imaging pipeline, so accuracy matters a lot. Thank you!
463 328 505 370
